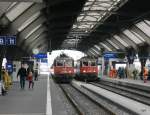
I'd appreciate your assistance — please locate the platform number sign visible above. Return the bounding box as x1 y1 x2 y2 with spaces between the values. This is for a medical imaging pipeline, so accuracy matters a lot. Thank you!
6 36 16 45
0 36 5 45
0 36 16 45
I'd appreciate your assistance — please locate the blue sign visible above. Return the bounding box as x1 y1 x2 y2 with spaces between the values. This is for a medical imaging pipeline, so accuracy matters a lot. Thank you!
33 53 47 59
104 52 117 59
0 36 6 45
6 36 16 45
6 63 13 73
0 36 16 45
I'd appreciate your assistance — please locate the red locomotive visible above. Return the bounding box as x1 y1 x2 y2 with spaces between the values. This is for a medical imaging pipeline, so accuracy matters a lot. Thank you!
75 56 98 81
53 54 74 83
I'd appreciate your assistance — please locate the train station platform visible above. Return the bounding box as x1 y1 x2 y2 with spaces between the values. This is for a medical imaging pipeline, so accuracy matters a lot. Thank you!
0 75 48 115
101 76 150 90
72 80 150 115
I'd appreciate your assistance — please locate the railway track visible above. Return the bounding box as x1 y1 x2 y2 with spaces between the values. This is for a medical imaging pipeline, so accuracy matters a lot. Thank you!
59 84 114 115
90 81 150 106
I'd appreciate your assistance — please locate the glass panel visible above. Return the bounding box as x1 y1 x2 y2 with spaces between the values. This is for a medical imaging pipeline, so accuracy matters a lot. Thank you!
6 2 17 12
107 39 119 49
25 24 42 39
136 21 150 37
65 60 73 67
89 50 96 56
84 16 97 21
90 61 96 66
92 48 99 54
131 30 145 42
82 61 88 66
56 60 64 66
6 2 33 22
111 38 125 49
113 35 129 47
144 20 150 26
100 42 112 51
123 30 142 44
29 29 45 41
94 45 101 50
68 0 125 37
18 11 41 32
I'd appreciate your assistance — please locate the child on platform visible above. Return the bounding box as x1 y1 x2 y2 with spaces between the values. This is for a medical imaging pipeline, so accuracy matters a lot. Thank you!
28 71 34 89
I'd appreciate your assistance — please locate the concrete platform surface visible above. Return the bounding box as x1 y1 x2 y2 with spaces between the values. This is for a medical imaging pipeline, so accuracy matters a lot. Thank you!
0 75 47 115
73 80 150 115
101 76 150 87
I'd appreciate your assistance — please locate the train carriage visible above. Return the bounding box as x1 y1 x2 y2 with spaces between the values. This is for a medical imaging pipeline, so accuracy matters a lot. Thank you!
75 57 98 81
53 54 74 83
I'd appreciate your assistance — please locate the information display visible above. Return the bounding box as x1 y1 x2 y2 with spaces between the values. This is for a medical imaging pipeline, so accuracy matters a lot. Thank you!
0 36 16 45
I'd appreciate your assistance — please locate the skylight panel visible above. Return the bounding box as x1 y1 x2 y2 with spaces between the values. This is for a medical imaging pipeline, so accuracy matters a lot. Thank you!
136 21 150 37
6 2 17 12
100 42 112 51
6 2 33 22
84 16 97 21
61 38 81 48
24 24 42 39
123 30 142 44
83 7 90 11
107 39 119 49
144 20 150 26
113 35 129 47
94 45 101 50
131 30 145 42
68 0 125 37
89 50 96 56
91 48 99 54
18 11 41 32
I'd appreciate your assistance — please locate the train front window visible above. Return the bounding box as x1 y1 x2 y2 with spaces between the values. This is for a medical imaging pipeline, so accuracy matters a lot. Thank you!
82 61 88 66
65 60 73 67
56 60 64 66
91 61 96 66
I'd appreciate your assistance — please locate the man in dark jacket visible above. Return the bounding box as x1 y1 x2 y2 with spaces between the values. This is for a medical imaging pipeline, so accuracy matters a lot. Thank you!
17 64 27 89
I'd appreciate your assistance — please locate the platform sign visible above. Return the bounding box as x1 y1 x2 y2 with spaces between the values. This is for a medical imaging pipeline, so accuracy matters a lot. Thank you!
6 63 13 73
33 53 47 59
0 36 16 45
103 52 125 60
0 36 6 45
103 52 117 59
6 36 16 45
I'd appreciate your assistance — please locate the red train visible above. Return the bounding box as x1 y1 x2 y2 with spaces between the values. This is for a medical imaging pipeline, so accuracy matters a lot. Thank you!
53 54 74 83
75 57 98 81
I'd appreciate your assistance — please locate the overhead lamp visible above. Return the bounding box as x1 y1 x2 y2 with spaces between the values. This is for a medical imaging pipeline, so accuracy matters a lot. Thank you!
33 48 39 54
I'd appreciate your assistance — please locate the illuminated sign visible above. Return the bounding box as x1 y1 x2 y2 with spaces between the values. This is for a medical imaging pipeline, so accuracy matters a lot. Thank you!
104 52 117 59
0 36 16 45
33 53 47 59
104 52 125 59
6 63 13 73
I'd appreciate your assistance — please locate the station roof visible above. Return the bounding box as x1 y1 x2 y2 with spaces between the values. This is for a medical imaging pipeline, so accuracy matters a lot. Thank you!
0 0 150 59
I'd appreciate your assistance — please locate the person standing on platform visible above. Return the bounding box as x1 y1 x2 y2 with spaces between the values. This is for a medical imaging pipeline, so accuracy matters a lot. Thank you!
132 68 138 80
118 67 122 79
17 64 27 89
143 67 148 83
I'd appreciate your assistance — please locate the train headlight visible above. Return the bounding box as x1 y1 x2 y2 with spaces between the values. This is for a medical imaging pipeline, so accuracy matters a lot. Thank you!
93 70 96 72
69 71 72 73
83 70 86 73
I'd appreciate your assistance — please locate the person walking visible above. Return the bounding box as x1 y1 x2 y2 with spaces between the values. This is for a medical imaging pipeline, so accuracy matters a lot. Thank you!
17 64 27 89
27 71 34 89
